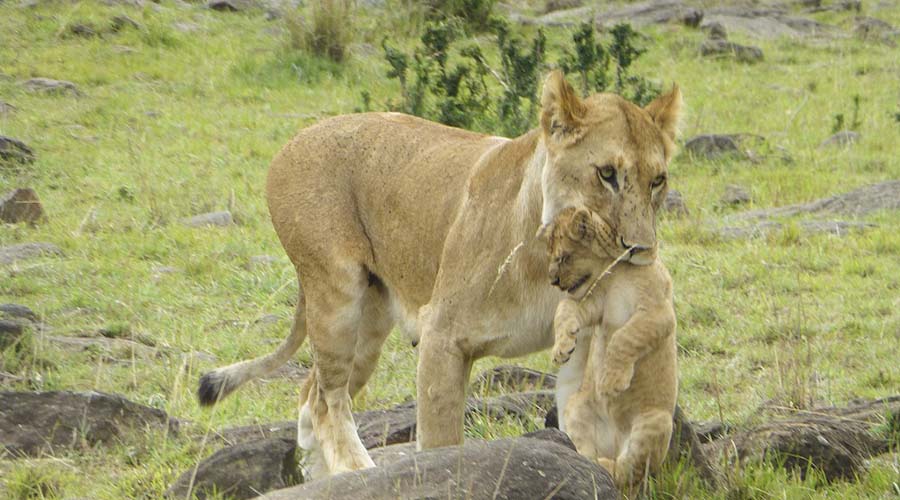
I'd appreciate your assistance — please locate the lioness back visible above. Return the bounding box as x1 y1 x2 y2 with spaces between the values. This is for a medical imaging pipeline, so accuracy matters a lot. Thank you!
266 112 508 310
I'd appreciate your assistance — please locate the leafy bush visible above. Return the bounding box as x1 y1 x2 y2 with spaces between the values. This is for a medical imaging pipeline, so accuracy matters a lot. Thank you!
831 94 861 133
286 0 355 62
378 20 658 136
426 0 496 32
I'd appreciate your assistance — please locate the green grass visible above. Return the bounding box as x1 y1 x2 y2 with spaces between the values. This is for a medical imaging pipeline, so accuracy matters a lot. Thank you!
1 0 899 498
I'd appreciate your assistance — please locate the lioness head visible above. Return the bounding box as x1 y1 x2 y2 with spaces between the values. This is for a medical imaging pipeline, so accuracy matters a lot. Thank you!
538 70 682 265
540 206 618 298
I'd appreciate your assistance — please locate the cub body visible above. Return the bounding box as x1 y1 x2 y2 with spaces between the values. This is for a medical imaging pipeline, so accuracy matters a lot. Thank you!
544 207 677 487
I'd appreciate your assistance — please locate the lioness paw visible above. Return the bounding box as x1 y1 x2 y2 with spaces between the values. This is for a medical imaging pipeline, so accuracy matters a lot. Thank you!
599 364 634 396
552 336 577 365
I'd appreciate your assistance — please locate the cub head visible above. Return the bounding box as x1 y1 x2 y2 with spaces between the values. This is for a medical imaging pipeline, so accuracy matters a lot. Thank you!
539 207 614 298
539 70 682 265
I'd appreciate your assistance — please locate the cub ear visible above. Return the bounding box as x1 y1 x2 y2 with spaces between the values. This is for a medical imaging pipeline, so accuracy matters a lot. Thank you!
644 84 682 146
572 208 594 241
540 70 586 143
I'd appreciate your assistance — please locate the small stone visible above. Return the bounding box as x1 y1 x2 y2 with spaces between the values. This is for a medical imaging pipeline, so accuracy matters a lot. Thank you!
700 39 763 63
21 78 81 96
181 211 233 228
544 0 582 14
0 188 46 224
819 130 860 148
0 136 36 165
0 304 38 322
69 23 98 37
172 21 200 33
0 243 64 265
208 0 240 11
0 101 16 115
685 134 741 160
0 320 25 349
680 8 703 28
721 184 751 205
703 21 727 40
111 15 141 31
254 314 281 325
663 189 689 217
165 438 301 499
247 254 282 268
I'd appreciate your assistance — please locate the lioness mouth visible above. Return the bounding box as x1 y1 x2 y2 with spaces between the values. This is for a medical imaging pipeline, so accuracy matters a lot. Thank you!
567 274 590 293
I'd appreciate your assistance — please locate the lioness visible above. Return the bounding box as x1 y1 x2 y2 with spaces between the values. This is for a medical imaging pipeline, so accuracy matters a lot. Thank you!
542 206 677 487
197 71 682 476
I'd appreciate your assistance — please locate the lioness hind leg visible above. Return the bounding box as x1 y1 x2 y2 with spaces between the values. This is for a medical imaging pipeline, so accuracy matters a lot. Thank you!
299 265 376 475
348 282 394 398
610 409 673 487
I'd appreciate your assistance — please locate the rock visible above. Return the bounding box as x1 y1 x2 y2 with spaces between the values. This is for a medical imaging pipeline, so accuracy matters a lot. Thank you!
853 17 899 46
593 0 705 29
694 421 729 443
0 101 16 115
819 130 860 148
45 335 159 361
471 365 557 393
0 136 36 165
68 23 98 37
705 405 891 481
257 429 618 500
21 78 81 96
0 304 38 323
111 15 141 31
721 184 751 205
0 243 64 265
166 438 301 500
685 134 741 159
544 0 582 14
717 220 875 239
181 211 234 228
0 320 25 349
806 0 861 12
701 6 834 39
703 21 727 39
663 189 688 216
217 391 555 450
731 180 900 220
0 391 176 457
700 38 763 63
208 0 241 10
0 188 46 224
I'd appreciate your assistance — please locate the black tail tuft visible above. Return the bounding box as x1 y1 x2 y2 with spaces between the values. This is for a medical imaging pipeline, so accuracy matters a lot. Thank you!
197 372 225 406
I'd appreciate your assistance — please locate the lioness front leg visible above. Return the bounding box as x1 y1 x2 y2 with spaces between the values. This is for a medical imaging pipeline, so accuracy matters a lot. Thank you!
416 334 473 449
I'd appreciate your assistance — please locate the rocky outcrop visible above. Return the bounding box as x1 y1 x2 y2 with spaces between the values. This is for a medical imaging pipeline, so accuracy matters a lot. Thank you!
255 429 619 500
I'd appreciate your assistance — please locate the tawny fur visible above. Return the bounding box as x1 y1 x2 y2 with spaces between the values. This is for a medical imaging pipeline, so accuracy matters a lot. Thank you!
196 71 682 476
544 207 677 488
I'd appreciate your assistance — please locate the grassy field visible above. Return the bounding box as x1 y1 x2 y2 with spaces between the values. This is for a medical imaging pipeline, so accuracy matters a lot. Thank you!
1 0 899 498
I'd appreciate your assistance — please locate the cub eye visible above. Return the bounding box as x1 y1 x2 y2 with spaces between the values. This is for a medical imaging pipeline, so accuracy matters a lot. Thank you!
651 175 667 188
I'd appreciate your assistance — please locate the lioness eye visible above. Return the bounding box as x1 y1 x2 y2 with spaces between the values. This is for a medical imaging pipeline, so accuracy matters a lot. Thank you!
596 165 618 191
651 175 667 188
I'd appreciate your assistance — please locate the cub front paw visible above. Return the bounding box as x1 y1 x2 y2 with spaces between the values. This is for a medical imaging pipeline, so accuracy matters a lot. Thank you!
551 336 577 365
599 364 634 396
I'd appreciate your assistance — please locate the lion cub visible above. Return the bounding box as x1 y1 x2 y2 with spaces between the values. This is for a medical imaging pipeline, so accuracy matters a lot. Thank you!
541 207 677 487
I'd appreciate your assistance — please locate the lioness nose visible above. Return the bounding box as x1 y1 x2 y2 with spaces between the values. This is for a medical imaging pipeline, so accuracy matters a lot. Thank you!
619 236 650 254
551 276 560 287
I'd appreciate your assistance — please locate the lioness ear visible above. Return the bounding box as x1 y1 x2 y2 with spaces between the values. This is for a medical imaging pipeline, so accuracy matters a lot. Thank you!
540 70 586 142
644 84 682 146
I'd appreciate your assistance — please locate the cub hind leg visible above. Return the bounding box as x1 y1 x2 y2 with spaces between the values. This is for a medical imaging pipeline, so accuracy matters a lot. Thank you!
602 408 673 487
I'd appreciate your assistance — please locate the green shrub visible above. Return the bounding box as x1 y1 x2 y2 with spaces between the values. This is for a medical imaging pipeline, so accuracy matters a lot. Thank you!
379 20 658 136
286 0 355 62
426 0 496 32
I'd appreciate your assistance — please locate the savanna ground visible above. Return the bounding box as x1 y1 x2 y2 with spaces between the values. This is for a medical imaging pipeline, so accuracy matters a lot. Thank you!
1 0 899 498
